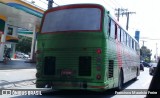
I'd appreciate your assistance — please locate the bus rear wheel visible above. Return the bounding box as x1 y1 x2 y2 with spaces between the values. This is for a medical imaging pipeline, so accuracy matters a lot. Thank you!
117 70 123 91
133 68 139 81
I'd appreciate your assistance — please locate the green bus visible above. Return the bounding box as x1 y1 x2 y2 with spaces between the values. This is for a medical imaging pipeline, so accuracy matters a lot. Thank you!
36 4 140 91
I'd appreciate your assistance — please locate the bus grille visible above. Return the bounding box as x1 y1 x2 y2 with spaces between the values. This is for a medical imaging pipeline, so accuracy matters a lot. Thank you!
108 60 114 78
78 56 91 76
44 56 56 75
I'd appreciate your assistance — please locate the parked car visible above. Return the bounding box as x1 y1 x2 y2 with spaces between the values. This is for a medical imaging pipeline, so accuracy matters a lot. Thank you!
16 53 29 59
141 61 150 67
140 63 144 71
149 63 157 75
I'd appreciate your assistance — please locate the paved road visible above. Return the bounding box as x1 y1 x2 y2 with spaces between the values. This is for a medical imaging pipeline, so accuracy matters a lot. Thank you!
0 58 35 69
0 59 36 89
111 67 152 98
0 69 36 89
0 66 153 98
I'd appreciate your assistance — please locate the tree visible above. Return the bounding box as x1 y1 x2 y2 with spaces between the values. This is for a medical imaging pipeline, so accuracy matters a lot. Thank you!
140 46 152 62
15 35 32 54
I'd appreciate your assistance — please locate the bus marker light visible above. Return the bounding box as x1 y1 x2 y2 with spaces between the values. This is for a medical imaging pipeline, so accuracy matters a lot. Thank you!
96 56 102 62
96 74 101 80
96 48 102 54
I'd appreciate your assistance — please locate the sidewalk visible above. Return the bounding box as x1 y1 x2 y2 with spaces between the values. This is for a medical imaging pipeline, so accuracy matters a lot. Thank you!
0 58 36 70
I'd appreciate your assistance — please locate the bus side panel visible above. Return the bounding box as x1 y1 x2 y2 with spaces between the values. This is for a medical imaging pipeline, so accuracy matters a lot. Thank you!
105 37 119 89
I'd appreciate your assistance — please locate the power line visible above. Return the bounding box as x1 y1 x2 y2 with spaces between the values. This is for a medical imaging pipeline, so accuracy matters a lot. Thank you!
36 0 60 7
140 37 160 40
112 0 124 8
115 8 128 21
39 0 48 5
102 0 115 10
115 9 136 30
54 2 59 6
108 0 127 12
22 0 46 10
108 0 119 8
140 40 147 46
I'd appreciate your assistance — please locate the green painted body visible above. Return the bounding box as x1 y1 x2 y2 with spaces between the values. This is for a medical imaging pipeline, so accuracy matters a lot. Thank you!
36 4 140 91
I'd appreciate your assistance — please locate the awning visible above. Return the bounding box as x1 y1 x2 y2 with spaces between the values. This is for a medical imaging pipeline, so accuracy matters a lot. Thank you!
18 31 33 38
0 2 43 43
0 2 42 31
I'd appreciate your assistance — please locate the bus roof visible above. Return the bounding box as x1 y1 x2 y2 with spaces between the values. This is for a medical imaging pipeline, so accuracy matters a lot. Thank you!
45 3 105 13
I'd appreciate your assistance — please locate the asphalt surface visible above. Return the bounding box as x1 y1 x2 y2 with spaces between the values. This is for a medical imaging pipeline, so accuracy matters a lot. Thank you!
0 58 36 70
0 58 36 89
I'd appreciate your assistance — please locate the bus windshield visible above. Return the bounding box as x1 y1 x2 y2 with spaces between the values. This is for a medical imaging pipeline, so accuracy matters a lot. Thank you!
41 8 102 33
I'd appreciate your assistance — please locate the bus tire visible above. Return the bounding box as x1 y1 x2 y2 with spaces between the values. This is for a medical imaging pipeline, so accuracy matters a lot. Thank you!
117 69 123 91
36 84 43 88
133 68 139 81
36 81 44 88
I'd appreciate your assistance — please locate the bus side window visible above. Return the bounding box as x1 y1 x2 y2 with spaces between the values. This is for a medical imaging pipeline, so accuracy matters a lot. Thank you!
130 38 132 48
115 24 117 39
108 18 111 36
135 43 140 55
110 20 115 39
121 30 124 44
130 37 132 48
129 36 131 47
126 33 128 46
132 39 135 49
123 31 126 45
117 26 121 42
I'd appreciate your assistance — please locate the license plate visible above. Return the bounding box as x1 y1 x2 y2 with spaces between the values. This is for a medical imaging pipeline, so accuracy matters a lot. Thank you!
61 69 73 75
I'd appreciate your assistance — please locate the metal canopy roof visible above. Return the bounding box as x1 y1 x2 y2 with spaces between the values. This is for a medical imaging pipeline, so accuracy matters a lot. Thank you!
0 2 42 31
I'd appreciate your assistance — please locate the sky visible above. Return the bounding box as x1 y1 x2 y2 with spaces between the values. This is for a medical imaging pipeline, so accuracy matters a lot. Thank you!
25 0 160 59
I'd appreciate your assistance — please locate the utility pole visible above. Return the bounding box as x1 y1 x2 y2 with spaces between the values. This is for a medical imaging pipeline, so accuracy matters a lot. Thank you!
140 40 147 47
31 0 35 4
140 40 147 61
115 8 128 21
125 12 136 30
115 8 136 30
115 8 120 21
47 0 54 9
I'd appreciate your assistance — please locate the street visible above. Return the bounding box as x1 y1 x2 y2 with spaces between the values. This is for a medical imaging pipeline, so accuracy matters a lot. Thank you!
0 59 36 89
0 69 36 89
0 60 153 98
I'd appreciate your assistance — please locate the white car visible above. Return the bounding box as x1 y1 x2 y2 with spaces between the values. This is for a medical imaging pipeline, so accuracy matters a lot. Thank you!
16 53 29 59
